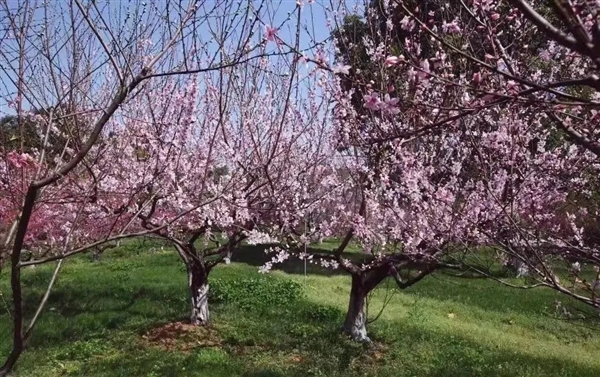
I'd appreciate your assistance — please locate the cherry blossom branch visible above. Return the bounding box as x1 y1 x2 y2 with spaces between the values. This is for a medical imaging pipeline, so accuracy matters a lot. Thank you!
508 0 592 57
546 111 600 157
396 1 599 104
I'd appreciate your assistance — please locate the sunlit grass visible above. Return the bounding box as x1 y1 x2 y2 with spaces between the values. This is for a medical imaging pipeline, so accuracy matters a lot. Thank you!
0 242 599 376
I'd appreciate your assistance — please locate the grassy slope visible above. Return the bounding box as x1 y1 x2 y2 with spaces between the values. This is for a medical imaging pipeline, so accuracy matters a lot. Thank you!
0 243 599 377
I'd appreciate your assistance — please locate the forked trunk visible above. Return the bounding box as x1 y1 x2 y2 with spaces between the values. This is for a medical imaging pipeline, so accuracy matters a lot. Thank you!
187 262 210 326
343 274 371 342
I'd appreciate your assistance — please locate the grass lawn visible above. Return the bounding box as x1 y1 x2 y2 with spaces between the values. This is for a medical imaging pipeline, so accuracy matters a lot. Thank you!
1 241 599 376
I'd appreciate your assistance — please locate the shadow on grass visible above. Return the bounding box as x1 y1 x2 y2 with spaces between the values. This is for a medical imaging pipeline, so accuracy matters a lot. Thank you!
397 270 597 321
230 245 576 319
3 250 599 377
0 247 600 377
22 294 600 377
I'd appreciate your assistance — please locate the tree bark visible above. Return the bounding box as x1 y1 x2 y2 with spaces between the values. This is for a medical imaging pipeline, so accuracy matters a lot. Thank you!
0 347 22 377
187 261 210 326
342 267 390 342
343 274 371 342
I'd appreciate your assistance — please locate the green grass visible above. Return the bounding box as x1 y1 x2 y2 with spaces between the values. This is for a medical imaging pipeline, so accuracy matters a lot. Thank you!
1 242 599 376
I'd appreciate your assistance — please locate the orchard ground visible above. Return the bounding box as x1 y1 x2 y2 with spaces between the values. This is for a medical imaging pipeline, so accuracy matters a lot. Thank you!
1 241 599 377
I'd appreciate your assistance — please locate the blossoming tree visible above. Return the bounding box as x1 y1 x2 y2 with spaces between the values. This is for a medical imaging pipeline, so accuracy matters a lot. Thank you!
0 0 289 374
256 0 600 341
94 23 337 324
369 0 600 310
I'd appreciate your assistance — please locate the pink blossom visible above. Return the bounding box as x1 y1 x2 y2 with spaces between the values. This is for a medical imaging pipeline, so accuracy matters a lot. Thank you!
265 25 279 45
497 60 508 72
246 229 277 245
399 16 414 31
442 20 461 34
539 50 551 61
480 93 497 103
7 151 34 168
490 13 501 21
385 56 400 67
506 80 519 95
473 72 482 84
363 93 381 111
314 50 327 64
381 94 400 115
332 63 351 75
259 262 273 274
416 59 430 80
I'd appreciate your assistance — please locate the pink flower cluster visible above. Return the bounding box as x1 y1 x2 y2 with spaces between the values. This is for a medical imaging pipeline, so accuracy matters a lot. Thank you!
363 92 400 114
7 151 35 168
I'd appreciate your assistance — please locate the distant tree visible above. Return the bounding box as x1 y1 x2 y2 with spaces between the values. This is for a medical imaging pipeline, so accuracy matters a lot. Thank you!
0 104 94 165
0 114 39 153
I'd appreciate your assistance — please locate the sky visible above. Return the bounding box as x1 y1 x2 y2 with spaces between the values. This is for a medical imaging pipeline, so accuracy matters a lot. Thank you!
0 0 362 118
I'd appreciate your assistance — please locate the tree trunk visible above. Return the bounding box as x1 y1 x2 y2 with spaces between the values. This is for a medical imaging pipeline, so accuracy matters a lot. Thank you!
187 261 210 326
0 347 23 377
504 256 529 278
343 274 371 342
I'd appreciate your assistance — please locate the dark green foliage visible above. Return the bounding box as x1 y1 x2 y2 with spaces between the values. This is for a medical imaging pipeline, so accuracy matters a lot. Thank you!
210 277 303 311
0 105 93 164
303 304 344 322
0 114 43 153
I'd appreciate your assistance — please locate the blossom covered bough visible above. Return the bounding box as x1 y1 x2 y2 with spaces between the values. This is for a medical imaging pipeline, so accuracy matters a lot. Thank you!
370 0 600 310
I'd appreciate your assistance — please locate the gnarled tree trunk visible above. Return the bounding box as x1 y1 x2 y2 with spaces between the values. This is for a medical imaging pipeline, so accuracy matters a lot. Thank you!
342 268 388 342
343 273 370 342
187 261 210 326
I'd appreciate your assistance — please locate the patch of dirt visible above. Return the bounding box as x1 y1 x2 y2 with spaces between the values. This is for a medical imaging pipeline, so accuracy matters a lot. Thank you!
141 321 222 352
364 341 389 363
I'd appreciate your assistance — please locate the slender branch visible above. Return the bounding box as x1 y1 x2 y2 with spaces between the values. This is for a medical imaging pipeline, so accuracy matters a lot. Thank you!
20 219 188 268
73 0 124 83
546 111 600 157
389 265 431 289
24 259 63 338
